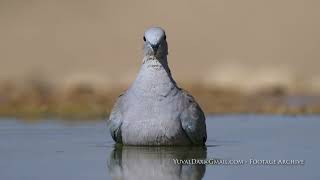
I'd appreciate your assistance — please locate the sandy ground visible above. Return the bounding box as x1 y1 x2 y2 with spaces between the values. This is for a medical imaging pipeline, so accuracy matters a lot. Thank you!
1 81 319 119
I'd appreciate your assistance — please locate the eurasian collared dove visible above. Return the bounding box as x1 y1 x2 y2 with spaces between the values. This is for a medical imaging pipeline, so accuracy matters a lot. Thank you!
107 27 207 146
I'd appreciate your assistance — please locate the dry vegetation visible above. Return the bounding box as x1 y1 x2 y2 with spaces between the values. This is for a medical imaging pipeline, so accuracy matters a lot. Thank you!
1 80 320 120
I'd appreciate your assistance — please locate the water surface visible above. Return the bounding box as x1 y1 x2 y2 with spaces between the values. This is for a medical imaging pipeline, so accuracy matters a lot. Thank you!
0 115 319 180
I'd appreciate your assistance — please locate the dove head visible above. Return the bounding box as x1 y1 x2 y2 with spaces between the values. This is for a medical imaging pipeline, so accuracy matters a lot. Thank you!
143 27 168 58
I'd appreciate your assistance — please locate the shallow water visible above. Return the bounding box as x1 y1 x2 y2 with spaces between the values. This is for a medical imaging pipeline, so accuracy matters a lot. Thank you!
0 115 319 180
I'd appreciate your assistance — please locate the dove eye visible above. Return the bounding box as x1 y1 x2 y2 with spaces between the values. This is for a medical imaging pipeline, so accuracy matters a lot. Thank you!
143 36 146 41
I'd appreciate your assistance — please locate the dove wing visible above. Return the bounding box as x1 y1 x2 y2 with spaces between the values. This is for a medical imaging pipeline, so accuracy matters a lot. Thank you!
180 90 207 145
107 93 126 144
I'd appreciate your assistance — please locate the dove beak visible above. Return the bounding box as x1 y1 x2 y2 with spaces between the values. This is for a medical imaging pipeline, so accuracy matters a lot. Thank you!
151 44 159 54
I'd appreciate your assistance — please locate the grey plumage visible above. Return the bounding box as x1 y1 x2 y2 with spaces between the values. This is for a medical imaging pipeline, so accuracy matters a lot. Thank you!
107 27 207 146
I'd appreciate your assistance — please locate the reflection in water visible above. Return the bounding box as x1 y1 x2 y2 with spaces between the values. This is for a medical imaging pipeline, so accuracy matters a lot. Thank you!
107 145 207 180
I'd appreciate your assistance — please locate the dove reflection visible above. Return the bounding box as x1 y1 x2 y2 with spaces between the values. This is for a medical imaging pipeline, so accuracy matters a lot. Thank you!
107 145 207 180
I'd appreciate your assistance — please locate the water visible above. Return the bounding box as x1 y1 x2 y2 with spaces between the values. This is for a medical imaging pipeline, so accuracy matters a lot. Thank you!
0 115 319 180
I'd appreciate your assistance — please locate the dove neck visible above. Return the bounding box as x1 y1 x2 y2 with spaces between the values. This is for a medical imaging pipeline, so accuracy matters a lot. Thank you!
130 56 178 95
141 56 175 80
143 55 169 70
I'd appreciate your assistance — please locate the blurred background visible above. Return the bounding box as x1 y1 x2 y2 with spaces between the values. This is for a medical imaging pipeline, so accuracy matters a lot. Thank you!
1 0 320 119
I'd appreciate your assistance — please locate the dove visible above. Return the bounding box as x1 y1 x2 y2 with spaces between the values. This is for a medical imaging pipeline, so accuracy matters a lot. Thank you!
107 27 207 146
